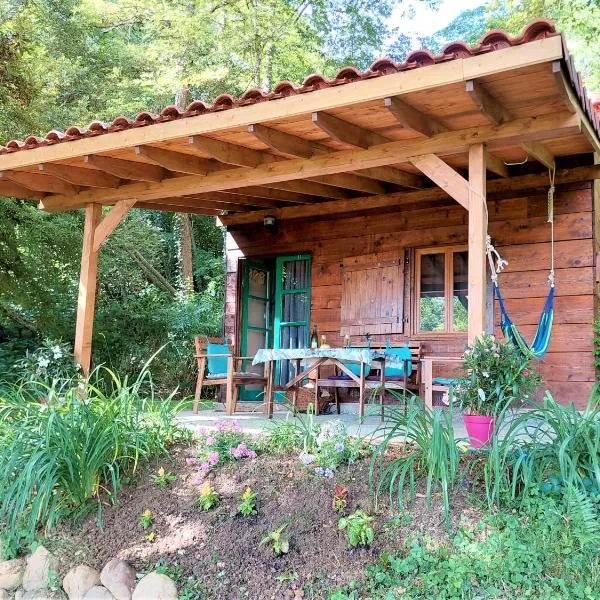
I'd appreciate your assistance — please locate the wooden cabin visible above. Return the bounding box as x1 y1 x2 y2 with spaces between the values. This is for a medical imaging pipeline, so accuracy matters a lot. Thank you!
0 19 598 408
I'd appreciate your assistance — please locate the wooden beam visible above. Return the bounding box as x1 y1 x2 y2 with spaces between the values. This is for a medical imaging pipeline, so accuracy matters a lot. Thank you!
249 122 423 189
135 202 225 215
409 154 470 209
135 145 219 175
551 61 578 114
0 179 44 199
312 111 388 148
39 163 121 188
221 163 600 226
384 96 447 137
227 186 318 204
93 199 137 252
466 79 555 170
1 170 79 195
0 36 564 171
311 173 385 194
467 143 487 344
40 112 581 209
269 180 350 200
84 155 165 182
484 149 509 178
74 203 102 374
189 135 266 167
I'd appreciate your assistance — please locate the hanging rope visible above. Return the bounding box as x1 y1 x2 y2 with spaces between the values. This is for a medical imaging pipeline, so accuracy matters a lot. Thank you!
547 164 556 287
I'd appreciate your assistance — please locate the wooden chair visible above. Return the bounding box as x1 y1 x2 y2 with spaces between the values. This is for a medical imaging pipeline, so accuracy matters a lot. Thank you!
193 336 266 415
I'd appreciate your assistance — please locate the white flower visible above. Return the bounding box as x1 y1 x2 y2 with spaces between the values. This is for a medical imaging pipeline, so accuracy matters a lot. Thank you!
38 357 50 369
482 372 490 378
51 345 63 359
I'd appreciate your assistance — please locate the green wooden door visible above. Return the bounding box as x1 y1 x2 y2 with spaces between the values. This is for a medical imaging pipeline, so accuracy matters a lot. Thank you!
240 260 272 400
273 254 311 385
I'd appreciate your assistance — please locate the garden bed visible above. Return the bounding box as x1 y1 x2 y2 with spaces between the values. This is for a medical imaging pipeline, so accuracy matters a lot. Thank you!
50 446 479 599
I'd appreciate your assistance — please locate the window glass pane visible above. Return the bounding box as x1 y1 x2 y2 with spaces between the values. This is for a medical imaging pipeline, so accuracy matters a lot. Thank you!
281 292 309 323
279 324 308 384
247 298 268 328
248 267 268 298
282 259 309 290
453 251 468 332
245 330 266 390
419 253 445 332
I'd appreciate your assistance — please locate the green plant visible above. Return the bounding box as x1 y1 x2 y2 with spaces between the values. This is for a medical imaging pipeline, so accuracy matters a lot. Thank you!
338 510 374 548
332 484 349 513
455 333 542 416
0 360 181 544
370 394 459 522
137 509 153 530
259 522 290 556
198 482 219 511
14 338 81 387
151 466 177 489
237 487 257 516
262 418 303 454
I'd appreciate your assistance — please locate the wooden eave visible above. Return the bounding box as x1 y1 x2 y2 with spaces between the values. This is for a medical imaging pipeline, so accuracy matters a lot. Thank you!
1 34 599 219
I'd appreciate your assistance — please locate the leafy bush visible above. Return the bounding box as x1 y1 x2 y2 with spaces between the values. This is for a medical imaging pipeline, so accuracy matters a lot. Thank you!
370 394 459 522
14 338 81 386
0 363 181 545
331 493 600 598
484 392 600 509
455 333 541 416
260 418 303 454
338 510 375 548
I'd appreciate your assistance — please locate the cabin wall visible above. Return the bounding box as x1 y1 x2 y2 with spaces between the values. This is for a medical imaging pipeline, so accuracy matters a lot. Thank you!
225 181 597 409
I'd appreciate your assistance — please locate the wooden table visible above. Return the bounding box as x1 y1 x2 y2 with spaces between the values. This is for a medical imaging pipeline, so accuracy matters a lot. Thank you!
420 356 463 410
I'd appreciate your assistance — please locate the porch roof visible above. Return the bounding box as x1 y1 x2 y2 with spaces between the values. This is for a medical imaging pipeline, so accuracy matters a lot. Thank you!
0 19 599 219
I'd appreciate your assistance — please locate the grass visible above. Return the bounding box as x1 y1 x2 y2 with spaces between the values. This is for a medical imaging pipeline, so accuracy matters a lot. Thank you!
0 362 183 553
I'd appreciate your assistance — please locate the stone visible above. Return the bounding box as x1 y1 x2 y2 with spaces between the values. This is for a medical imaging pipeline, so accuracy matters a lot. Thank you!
0 558 25 590
82 587 114 600
131 573 176 600
0 589 11 600
20 591 66 600
62 566 101 600
22 547 58 592
99 560 135 600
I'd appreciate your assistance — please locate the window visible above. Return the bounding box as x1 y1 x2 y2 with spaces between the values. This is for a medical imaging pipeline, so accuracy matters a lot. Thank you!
415 247 468 334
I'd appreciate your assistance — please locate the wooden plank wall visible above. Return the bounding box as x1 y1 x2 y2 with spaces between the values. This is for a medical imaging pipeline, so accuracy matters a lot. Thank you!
225 181 597 408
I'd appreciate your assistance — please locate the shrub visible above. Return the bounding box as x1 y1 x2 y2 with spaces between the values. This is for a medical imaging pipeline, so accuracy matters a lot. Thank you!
260 418 303 454
14 338 81 387
370 394 459 522
338 510 375 548
455 333 541 416
0 362 181 545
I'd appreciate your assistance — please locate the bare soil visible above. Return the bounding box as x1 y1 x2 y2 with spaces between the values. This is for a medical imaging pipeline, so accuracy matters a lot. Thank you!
51 446 482 600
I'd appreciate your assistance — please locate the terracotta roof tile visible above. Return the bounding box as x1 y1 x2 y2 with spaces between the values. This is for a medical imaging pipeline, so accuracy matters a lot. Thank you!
0 19 582 155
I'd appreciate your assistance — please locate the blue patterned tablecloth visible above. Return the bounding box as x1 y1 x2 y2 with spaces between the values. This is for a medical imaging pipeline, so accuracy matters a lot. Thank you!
252 347 406 368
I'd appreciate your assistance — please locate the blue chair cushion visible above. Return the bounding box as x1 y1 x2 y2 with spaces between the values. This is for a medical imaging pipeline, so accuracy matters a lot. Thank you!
207 342 230 375
342 347 370 378
384 346 413 378
433 377 458 386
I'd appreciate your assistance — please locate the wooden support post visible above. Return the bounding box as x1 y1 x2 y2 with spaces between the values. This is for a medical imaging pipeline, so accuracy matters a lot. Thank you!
468 144 488 345
74 203 102 374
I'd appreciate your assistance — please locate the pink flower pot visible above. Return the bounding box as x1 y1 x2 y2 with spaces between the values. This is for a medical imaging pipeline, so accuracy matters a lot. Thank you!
463 414 495 448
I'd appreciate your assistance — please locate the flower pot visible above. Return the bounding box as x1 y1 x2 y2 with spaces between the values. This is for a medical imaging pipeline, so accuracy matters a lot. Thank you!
463 414 495 448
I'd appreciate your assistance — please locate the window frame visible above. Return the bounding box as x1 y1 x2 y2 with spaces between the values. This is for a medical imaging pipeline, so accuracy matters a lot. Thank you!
414 245 468 336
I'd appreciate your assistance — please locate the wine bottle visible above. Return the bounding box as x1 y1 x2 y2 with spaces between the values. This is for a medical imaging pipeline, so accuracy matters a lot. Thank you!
310 325 318 350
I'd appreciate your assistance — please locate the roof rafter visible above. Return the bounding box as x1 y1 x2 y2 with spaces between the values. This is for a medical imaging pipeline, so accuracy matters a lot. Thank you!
1 170 79 195
135 145 220 175
384 96 447 137
312 111 388 148
39 163 122 188
84 155 165 182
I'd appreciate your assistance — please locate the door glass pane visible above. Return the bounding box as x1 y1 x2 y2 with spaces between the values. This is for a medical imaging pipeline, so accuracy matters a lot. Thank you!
248 267 268 298
281 292 309 323
248 298 268 328
453 251 468 332
282 260 309 290
279 324 308 384
419 253 445 332
245 329 266 390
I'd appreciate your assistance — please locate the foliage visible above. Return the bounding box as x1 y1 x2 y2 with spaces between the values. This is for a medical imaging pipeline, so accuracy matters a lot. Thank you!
338 510 374 548
455 333 541 416
370 394 459 523
484 392 600 509
198 482 220 512
259 522 290 556
189 421 258 485
594 314 600 375
331 493 600 599
332 484 349 513
0 362 181 545
14 338 81 387
238 487 258 516
151 467 177 489
137 509 153 530
260 418 304 454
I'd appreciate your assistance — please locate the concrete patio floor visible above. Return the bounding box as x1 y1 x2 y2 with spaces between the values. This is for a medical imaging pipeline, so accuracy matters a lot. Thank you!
177 403 471 441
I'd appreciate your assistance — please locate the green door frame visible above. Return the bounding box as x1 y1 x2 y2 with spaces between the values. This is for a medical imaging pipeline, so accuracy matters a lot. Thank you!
273 254 312 385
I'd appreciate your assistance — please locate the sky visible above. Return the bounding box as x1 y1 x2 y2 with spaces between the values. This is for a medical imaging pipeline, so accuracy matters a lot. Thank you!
391 0 485 45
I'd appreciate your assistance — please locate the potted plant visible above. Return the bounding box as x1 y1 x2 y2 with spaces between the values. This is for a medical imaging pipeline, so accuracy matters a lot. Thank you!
454 334 541 447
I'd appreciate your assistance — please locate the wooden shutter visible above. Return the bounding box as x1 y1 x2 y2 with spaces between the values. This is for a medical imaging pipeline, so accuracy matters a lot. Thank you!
340 250 405 336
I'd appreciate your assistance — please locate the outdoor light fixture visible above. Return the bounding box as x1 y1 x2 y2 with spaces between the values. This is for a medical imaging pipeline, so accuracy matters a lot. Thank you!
263 215 277 233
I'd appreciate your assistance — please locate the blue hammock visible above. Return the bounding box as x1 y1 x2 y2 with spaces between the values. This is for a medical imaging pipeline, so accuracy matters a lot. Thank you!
495 283 554 359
